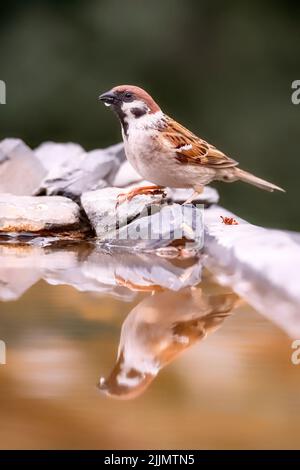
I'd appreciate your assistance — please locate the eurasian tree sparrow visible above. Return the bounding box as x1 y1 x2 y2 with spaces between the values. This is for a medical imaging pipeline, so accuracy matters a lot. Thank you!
99 85 284 203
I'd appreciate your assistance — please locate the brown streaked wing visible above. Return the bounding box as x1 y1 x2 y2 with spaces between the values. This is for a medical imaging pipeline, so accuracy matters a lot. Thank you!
161 116 238 168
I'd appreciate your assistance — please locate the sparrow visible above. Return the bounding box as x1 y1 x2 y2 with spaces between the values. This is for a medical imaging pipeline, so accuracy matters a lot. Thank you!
99 85 284 204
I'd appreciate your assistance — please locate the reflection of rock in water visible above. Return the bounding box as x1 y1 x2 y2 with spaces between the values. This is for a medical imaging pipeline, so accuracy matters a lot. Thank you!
0 244 43 301
0 243 202 301
98 286 239 400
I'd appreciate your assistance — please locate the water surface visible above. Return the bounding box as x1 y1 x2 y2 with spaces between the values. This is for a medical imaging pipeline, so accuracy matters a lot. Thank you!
0 241 299 449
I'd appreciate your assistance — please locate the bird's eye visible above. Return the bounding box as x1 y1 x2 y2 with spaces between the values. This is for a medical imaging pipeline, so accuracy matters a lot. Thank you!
124 92 133 101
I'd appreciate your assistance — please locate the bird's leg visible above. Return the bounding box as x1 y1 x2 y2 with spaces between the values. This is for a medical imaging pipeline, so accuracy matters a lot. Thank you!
116 185 166 206
183 186 203 205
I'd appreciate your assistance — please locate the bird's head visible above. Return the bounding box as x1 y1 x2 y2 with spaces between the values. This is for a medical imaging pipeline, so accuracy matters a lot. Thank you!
99 85 161 125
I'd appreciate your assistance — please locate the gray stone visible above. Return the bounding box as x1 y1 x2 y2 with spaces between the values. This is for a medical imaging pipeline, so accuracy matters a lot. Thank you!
36 142 125 200
204 205 300 337
0 147 7 164
112 160 142 187
104 143 127 183
114 204 204 251
0 194 81 233
82 187 204 250
35 141 85 172
0 139 46 195
81 187 164 239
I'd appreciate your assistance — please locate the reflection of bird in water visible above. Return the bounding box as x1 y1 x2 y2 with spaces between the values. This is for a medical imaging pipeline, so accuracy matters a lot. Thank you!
115 275 164 292
98 286 239 400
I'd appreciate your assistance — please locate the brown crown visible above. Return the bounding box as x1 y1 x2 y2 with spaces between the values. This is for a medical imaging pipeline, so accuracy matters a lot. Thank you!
112 85 161 113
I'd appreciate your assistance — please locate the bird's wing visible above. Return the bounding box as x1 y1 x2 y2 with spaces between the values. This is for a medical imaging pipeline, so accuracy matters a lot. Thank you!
160 116 238 168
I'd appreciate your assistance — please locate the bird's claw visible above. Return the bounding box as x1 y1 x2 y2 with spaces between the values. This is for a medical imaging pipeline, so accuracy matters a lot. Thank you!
116 192 129 208
115 186 166 208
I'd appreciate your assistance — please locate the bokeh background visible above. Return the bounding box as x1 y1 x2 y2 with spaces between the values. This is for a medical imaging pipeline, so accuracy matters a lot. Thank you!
0 0 299 229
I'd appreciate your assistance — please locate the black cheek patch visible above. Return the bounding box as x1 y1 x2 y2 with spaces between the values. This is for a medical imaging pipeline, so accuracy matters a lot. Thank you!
114 108 129 137
131 107 148 118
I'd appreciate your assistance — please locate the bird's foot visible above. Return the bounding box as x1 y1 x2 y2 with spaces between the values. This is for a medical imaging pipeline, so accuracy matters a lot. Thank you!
116 185 166 207
183 187 204 205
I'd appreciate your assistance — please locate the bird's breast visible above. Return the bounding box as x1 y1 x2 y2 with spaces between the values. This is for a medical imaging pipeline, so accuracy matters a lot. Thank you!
124 130 162 179
123 128 214 188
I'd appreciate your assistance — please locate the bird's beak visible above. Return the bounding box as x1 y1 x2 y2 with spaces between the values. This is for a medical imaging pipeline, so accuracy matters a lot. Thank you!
98 90 118 107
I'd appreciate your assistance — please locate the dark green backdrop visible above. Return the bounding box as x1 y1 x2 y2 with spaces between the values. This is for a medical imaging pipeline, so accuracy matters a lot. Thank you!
1 0 299 229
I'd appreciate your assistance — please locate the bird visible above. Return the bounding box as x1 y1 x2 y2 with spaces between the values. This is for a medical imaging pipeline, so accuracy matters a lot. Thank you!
99 85 284 204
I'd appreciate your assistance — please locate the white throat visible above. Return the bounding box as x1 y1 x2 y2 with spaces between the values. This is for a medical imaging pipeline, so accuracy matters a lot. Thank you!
125 109 164 131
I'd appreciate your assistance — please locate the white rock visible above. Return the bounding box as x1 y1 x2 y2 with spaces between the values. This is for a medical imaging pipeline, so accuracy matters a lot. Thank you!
204 205 300 337
0 194 81 232
34 141 85 172
0 139 46 195
36 142 125 199
81 187 164 239
114 203 204 251
112 160 142 187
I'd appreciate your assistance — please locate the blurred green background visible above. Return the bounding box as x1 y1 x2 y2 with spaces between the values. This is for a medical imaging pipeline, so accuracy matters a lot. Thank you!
0 0 299 229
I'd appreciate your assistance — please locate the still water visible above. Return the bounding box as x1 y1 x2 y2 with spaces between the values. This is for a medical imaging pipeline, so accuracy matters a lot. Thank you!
0 241 299 449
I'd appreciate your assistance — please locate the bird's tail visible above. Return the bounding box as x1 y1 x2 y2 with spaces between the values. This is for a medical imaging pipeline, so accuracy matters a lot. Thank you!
233 168 285 193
